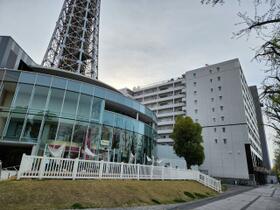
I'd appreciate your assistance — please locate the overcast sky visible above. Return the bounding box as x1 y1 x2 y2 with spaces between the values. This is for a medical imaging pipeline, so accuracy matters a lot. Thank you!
0 0 276 165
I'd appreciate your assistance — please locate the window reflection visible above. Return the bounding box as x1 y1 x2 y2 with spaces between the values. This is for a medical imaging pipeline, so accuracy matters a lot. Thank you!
72 122 87 145
76 94 91 120
5 113 25 141
91 97 103 121
100 125 112 161
56 120 74 142
61 91 79 118
41 117 58 143
47 88 65 115
29 85 49 113
0 112 8 137
89 123 101 150
12 84 33 111
0 82 17 110
22 115 42 142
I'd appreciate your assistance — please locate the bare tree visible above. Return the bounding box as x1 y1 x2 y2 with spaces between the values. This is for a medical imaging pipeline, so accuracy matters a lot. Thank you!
203 0 280 131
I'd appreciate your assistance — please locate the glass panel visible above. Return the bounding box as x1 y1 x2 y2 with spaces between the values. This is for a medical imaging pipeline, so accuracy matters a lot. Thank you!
12 84 33 111
22 115 42 143
136 134 144 164
72 122 87 145
29 85 49 113
19 72 36 84
36 74 51 86
47 88 65 116
121 130 133 163
100 125 113 161
0 69 5 81
5 113 25 141
0 112 8 137
102 111 115 127
91 97 103 121
94 86 105 98
111 128 121 162
4 71 20 82
0 82 17 110
41 116 58 143
88 123 101 157
67 80 81 92
56 119 74 142
125 117 133 131
115 114 125 129
81 83 93 95
52 77 67 89
61 91 79 118
76 94 91 120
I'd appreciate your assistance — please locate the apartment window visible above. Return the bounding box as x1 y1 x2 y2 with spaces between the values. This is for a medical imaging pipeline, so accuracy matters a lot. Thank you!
219 96 222 100
215 139 218 144
193 82 197 87
217 67 220 72
195 119 199 122
210 88 213 92
217 76 221 81
222 127 226 132
211 98 214 102
209 69 212 74
221 116 225 121
212 108 215 112
195 109 198 114
194 100 198 104
210 78 213 83
214 127 217 132
223 138 227 144
218 86 222 91
213 117 216 122
220 106 224 111
194 91 197 95
193 73 196 77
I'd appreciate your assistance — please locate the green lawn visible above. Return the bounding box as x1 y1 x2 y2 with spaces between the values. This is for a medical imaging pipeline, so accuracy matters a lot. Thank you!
0 180 217 210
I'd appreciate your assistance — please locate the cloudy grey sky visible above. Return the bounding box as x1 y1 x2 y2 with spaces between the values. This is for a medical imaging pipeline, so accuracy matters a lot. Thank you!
0 0 276 164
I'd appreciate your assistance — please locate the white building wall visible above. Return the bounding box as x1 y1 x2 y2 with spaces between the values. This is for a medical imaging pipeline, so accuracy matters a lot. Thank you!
186 58 261 179
121 58 263 180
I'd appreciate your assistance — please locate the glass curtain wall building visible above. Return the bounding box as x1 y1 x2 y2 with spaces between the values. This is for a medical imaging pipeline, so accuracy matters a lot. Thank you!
0 36 157 167
0 68 157 164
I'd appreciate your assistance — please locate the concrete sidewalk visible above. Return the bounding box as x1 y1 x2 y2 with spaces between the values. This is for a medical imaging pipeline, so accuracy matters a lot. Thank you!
189 184 280 210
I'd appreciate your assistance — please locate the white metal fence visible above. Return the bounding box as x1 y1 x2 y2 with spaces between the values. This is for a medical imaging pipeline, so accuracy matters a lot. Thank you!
17 154 221 192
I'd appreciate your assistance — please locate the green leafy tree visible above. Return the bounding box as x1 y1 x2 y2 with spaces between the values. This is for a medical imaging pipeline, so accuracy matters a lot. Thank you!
171 116 205 169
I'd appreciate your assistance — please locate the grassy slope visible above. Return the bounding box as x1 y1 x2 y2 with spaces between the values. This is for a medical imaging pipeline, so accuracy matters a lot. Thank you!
0 180 217 210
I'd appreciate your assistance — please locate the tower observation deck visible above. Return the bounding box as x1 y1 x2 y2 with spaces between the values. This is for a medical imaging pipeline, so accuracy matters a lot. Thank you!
42 0 100 79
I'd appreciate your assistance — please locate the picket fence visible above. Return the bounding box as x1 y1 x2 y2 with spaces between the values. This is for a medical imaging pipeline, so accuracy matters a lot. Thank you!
17 154 221 192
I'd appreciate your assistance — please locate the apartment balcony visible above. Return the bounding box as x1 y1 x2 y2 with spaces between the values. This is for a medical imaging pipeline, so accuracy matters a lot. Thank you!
156 103 175 110
157 112 175 118
173 102 185 108
157 138 174 143
158 120 175 126
157 129 173 134
173 111 185 116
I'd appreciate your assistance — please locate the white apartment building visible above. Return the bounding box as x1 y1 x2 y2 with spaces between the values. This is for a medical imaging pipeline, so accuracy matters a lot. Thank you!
186 59 263 180
121 58 269 182
120 78 187 168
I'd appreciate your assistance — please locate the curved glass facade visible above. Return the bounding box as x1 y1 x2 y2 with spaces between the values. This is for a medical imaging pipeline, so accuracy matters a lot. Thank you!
0 68 157 164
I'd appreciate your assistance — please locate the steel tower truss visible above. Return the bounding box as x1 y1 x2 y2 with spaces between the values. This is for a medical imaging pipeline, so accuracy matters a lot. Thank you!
42 0 100 79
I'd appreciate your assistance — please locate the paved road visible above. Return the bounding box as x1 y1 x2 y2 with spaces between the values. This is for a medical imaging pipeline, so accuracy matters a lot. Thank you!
86 184 280 210
190 184 280 210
